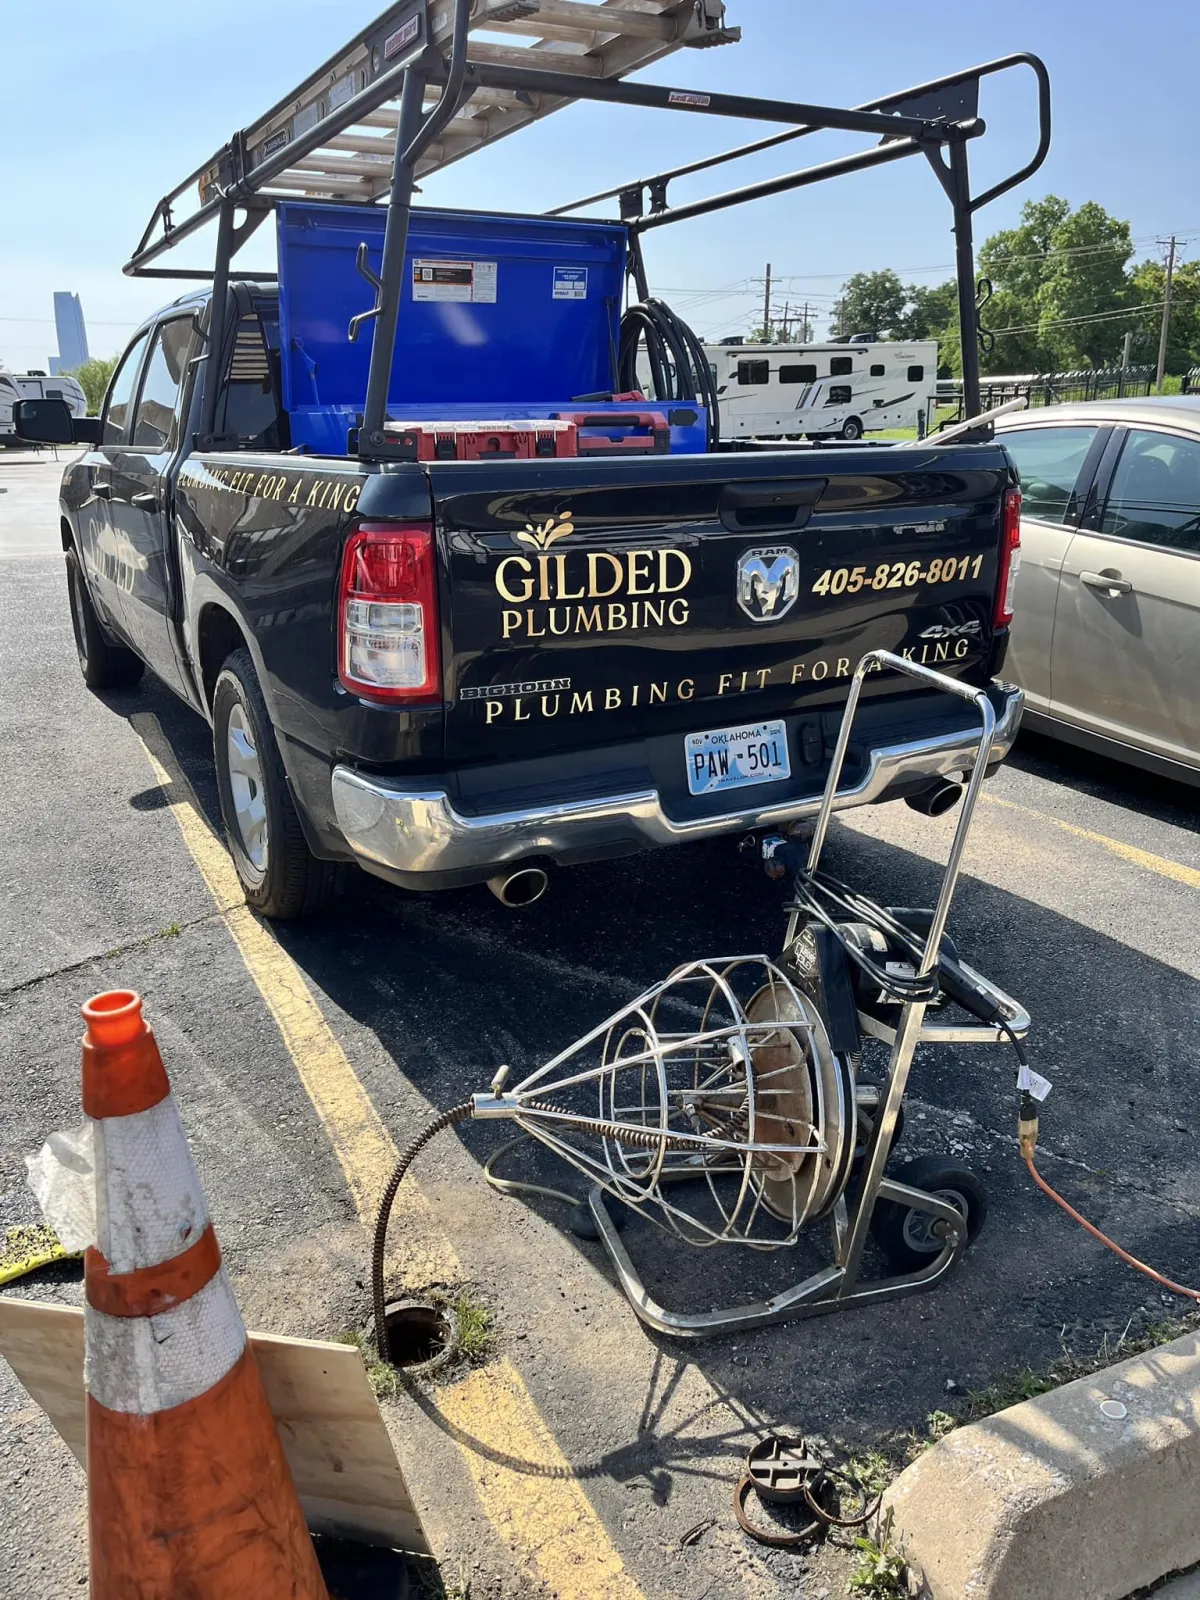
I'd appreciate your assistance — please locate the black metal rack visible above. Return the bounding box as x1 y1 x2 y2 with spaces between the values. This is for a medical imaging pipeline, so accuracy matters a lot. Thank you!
124 0 1050 458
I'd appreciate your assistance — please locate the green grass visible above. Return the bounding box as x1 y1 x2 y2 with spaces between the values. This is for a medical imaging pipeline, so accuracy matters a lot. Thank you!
334 1287 495 1398
445 1289 494 1365
333 1328 403 1400
848 1510 909 1598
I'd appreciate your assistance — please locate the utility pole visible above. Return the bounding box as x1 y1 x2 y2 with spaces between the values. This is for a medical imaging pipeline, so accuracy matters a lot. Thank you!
1119 329 1133 398
762 263 772 341
802 301 810 343
1156 235 1177 394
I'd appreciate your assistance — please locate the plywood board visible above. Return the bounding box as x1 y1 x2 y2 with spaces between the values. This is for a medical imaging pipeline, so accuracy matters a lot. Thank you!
0 1296 428 1554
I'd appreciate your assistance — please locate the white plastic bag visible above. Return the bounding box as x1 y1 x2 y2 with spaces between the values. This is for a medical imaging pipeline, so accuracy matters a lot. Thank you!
25 1123 96 1251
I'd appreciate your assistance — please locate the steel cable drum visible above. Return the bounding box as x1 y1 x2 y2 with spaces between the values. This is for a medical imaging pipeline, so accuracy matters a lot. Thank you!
495 956 846 1247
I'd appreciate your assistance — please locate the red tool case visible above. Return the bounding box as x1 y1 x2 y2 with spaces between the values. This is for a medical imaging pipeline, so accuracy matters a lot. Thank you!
384 419 578 461
553 411 671 455
382 411 672 461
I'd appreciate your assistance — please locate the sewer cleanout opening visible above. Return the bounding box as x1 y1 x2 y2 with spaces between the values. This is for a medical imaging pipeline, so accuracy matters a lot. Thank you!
381 1300 457 1372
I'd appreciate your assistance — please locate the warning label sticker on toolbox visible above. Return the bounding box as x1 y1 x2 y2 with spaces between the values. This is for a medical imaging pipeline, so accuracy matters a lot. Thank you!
552 266 588 300
412 259 497 303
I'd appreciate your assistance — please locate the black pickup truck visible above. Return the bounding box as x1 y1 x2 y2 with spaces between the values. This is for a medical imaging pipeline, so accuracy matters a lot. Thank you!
36 278 1022 918
17 7 1050 919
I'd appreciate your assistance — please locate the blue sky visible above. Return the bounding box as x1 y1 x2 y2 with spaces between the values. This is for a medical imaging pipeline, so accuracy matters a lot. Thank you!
2 0 1196 370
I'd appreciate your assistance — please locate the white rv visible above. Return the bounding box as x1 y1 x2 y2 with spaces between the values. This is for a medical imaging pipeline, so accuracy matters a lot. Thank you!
705 340 939 442
0 370 88 443
0 368 23 444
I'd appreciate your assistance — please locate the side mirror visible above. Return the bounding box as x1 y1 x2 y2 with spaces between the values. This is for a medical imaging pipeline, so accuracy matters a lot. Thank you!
13 397 101 445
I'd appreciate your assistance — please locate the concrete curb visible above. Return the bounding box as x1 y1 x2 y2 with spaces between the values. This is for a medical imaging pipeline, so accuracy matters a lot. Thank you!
882 1332 1200 1600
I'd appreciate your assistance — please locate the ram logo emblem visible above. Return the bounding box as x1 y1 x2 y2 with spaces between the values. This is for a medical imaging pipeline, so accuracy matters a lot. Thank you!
736 545 800 623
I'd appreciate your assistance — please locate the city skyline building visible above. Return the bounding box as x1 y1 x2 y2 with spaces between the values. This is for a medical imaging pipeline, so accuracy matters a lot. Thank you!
48 292 89 374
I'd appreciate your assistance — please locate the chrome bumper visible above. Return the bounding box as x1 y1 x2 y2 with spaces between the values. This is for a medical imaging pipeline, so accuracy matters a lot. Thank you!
331 684 1023 883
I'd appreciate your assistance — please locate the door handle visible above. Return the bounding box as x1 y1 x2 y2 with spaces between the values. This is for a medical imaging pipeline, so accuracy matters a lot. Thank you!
92 482 111 501
131 491 159 511
1080 568 1132 596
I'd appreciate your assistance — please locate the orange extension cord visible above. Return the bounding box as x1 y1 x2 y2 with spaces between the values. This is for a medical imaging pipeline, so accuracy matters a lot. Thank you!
1022 1135 1200 1304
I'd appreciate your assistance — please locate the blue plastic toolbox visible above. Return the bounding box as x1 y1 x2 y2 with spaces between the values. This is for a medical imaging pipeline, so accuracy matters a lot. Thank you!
274 202 703 456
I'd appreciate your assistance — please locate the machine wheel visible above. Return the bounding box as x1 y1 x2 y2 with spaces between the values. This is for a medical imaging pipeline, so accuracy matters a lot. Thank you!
870 1154 988 1272
212 648 343 919
839 416 864 440
65 548 144 690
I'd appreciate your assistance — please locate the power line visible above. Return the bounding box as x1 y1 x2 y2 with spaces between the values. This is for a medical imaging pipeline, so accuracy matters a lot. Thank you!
759 229 1200 286
985 299 1191 338
0 316 142 327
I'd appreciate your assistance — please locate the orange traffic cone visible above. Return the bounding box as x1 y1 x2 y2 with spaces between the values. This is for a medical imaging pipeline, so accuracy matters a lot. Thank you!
80 989 329 1599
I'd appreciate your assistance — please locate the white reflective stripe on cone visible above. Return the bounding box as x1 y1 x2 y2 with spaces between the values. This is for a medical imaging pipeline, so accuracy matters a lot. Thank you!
85 1267 247 1415
92 1095 210 1273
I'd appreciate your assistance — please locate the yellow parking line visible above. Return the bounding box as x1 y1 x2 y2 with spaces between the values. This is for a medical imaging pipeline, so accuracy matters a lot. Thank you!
439 1363 645 1600
131 712 647 1600
131 714 453 1282
983 793 1200 891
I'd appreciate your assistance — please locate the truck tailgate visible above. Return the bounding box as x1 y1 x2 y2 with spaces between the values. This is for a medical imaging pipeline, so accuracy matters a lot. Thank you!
434 446 1013 763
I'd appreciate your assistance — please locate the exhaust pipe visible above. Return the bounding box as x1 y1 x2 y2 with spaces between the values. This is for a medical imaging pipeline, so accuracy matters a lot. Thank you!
487 866 549 908
905 779 963 818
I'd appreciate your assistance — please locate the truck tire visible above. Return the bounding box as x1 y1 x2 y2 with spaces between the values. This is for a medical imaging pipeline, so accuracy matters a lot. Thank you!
65 547 144 690
840 416 864 440
212 647 342 919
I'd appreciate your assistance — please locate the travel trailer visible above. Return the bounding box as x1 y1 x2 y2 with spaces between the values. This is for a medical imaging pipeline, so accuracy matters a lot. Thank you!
705 340 939 441
0 368 23 443
0 370 88 442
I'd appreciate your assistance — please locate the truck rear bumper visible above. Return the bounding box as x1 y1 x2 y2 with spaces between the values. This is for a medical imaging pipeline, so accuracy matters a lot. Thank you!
329 683 1023 889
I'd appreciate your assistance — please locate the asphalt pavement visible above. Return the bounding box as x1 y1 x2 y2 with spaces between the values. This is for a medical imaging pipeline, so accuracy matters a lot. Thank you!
2 448 1198 1599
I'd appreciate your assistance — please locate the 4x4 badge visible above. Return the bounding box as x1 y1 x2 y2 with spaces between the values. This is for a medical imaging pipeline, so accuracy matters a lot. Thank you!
737 545 800 623
919 619 982 640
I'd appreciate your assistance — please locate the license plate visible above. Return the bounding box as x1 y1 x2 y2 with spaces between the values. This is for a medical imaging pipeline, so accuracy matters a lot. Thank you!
685 719 791 797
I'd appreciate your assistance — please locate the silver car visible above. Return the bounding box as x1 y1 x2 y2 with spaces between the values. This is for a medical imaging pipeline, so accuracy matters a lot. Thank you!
995 397 1200 786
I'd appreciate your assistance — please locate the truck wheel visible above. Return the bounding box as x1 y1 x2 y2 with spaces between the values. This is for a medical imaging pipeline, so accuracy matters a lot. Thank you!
840 416 864 440
65 547 144 690
212 648 342 919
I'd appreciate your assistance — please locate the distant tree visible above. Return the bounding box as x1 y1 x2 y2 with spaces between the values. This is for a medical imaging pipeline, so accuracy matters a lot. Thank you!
979 287 1048 374
66 356 118 415
979 195 1072 308
1035 202 1133 367
977 195 1135 370
898 280 958 342
1129 256 1200 375
829 270 908 340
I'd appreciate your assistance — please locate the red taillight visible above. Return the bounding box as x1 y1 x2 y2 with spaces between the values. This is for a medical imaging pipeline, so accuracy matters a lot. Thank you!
994 486 1022 628
337 522 440 702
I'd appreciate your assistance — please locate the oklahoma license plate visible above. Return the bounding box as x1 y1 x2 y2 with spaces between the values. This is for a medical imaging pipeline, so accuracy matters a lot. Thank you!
685 719 791 797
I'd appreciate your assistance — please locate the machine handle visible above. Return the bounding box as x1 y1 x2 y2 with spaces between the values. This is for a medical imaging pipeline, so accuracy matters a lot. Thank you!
805 649 998 980
1081 568 1131 595
559 410 671 455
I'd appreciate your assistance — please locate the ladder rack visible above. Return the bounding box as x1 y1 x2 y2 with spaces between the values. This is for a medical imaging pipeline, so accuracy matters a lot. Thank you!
130 0 737 271
124 0 1050 460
